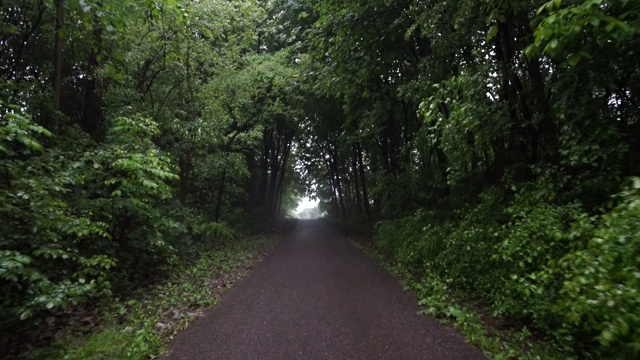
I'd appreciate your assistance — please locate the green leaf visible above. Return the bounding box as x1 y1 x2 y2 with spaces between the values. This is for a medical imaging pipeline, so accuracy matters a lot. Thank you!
567 53 581 66
486 25 498 41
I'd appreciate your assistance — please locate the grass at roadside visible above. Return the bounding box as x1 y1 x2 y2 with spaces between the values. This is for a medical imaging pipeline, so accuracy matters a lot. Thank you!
27 234 280 360
350 239 569 360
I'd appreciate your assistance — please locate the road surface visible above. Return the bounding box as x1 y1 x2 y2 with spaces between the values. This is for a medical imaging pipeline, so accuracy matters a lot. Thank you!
163 220 487 360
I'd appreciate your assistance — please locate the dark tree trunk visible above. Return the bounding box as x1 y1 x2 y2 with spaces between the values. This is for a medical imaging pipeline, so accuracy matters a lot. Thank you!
343 172 353 217
80 13 104 136
254 130 271 209
274 140 291 217
330 144 347 220
52 0 64 131
351 145 363 215
323 157 339 217
356 142 372 219
526 56 558 163
179 150 192 205
266 136 280 217
214 167 228 222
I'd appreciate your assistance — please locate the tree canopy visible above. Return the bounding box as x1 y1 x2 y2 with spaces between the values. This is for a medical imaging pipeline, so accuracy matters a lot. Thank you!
1 0 640 358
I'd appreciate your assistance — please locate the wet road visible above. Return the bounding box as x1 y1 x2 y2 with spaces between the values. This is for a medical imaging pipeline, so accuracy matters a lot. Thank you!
163 220 487 360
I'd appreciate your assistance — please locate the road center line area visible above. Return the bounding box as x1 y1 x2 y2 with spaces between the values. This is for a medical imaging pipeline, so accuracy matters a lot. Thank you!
163 220 487 360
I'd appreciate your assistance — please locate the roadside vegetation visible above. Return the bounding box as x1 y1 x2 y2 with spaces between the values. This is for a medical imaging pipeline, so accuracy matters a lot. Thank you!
33 234 280 360
2 0 639 359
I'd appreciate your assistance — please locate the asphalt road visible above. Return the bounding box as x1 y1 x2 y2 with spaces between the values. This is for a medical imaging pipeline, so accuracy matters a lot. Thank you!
163 220 487 360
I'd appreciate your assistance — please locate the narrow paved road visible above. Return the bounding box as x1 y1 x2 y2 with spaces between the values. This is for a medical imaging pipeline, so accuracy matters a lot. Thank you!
163 220 487 359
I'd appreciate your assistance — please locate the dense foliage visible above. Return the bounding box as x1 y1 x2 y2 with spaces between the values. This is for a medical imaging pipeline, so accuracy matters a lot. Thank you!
2 0 639 358
285 0 639 358
1 0 303 354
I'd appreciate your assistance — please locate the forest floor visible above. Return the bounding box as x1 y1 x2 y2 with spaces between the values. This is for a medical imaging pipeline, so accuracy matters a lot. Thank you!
162 219 486 360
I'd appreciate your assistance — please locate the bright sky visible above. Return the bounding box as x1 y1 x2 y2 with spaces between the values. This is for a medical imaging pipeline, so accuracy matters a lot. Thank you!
295 197 319 213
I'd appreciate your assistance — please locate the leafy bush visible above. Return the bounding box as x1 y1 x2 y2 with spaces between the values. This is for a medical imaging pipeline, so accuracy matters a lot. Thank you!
493 175 594 330
0 108 114 339
75 115 180 281
556 178 640 357
0 107 182 348
375 212 429 270
374 172 640 357
370 173 425 218
375 188 505 294
195 222 236 241
434 188 505 293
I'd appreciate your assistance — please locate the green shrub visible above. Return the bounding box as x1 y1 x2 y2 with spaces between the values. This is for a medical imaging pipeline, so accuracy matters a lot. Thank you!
374 187 505 295
373 171 640 357
493 201 593 330
433 188 505 294
0 108 181 347
0 109 114 340
195 222 237 241
72 115 180 284
556 178 640 358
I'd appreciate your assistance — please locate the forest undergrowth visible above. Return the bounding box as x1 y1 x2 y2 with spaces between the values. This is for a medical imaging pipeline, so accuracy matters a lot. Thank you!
17 233 282 360
364 176 640 359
